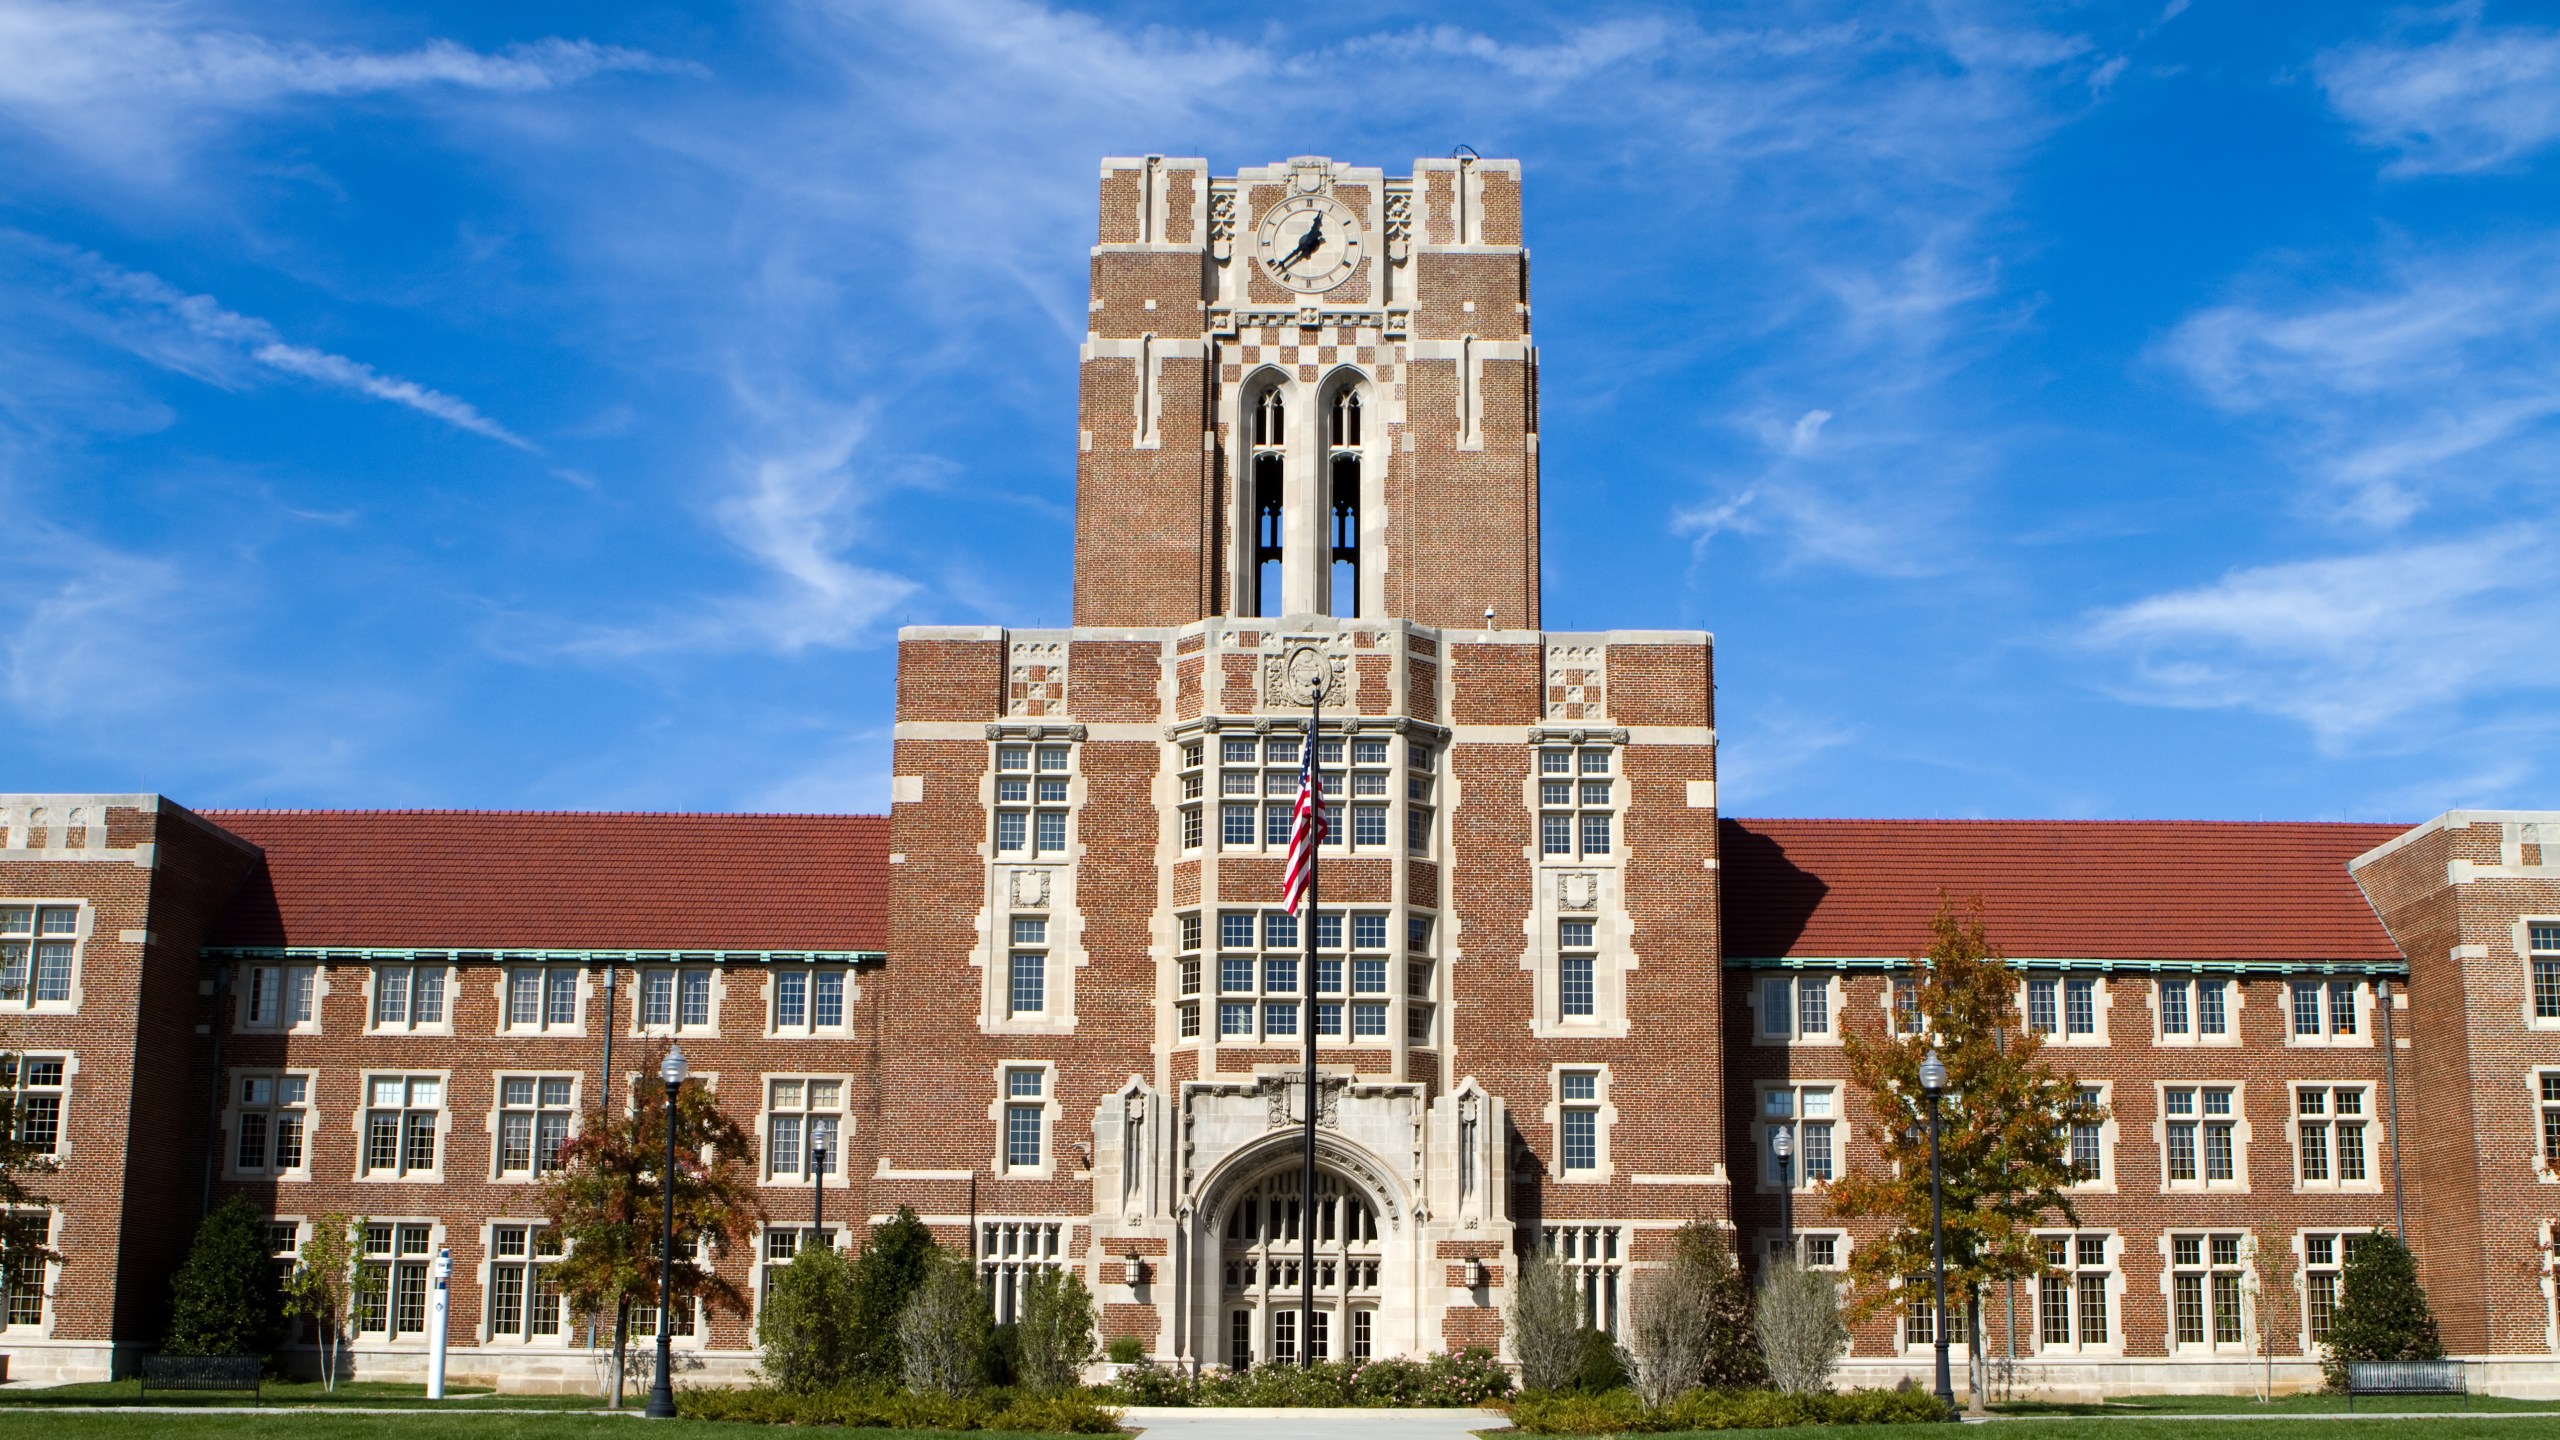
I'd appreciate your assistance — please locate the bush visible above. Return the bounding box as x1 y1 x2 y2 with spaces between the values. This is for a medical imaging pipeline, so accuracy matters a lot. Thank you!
1510 1385 1956 1433
1574 1326 1631 1394
755 1241 858 1392
851 1207 940 1382
1105 1335 1147 1365
1016 1266 1099 1392
1755 1258 1848 1395
1349 1348 1512 1406
1511 1249 1586 1394
2323 1230 2445 1389
900 1252 993 1398
1097 1349 1511 1408
676 1382 1122 1432
164 1196 280 1357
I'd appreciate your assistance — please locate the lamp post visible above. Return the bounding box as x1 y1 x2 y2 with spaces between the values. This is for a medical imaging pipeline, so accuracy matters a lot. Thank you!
645 1045 688 1420
1772 1126 1794 1264
811 1133 828 1247
1919 1047 1954 1416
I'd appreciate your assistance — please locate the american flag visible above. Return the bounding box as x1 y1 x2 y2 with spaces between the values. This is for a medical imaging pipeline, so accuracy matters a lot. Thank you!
1282 725 1327 915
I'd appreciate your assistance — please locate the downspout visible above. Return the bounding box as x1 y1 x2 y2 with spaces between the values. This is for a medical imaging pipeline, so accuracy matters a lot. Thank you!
199 964 230 1218
590 960 617 1375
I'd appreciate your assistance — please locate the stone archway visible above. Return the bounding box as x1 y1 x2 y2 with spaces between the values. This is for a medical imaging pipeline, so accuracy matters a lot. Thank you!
1188 1132 1411 1370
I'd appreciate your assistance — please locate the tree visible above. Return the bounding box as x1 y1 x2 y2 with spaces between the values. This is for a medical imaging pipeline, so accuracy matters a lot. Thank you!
1622 1221 1762 1406
2246 1230 2296 1403
1014 1266 1099 1393
283 1213 381 1392
756 1241 859 1393
1508 1248 1585 1394
899 1251 991 1397
165 1195 281 1357
1826 895 2102 1414
2322 1230 2443 1389
1755 1258 1848 1395
540 1054 765 1407
848 1207 941 1382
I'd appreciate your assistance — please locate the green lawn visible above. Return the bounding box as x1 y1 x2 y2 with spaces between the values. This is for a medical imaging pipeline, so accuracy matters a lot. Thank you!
1998 1391 2560 1416
0 1381 603 1409
1746 1427 2560 1440
0 1418 1070 1439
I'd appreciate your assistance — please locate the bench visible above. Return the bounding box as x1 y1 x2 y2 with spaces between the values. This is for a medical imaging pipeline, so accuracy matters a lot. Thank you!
138 1354 263 1398
2344 1359 2465 1411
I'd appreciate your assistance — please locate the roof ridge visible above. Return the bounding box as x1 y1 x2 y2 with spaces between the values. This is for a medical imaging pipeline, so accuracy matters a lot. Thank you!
199 808 890 820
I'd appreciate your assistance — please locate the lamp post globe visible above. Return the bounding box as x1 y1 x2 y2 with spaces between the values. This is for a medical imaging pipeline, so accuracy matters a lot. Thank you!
1919 1047 1954 1416
645 1044 688 1420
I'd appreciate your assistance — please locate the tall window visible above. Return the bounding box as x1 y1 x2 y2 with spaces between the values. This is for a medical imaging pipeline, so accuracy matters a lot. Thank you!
2541 1072 2560 1169
2536 925 2560 1021
2163 1085 2240 1188
1213 909 1390 1044
357 1224 435 1336
2038 1233 2112 1350
992 744 1071 857
1178 742 1204 853
1536 746 1615 859
1008 918 1047 1018
2027 976 2099 1039
1757 974 1831 1041
1209 732 1385 857
234 1072 308 1175
2290 980 2361 1041
981 1221 1066 1325
2303 1232 2373 1343
638 965 715 1033
1251 386 1285 618
1004 1068 1046 1171
771 967 849 1036
2170 1233 2246 1348
1892 976 1925 1035
1762 1086 1837 1186
1406 746 1435 855
1544 1226 1623 1333
496 1077 574 1177
0 905 77 1008
243 964 315 1030
2070 1086 2105 1181
370 964 447 1031
363 1076 442 1177
2157 977 2230 1041
504 965 581 1033
1903 1282 1972 1348
4 1056 64 1159
1328 389 1362 619
1176 912 1202 1040
0 1211 46 1328
1560 1071 1601 1173
1559 920 1597 1020
487 1224 565 1341
2295 1085 2369 1188
767 1077 844 1179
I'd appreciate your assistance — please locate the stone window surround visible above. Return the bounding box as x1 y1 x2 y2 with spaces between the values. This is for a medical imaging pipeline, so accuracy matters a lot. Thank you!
224 1065 312 1182
2067 1080 2119 1195
2018 972 2113 1047
990 1059 1062 1182
0 897 88 1016
475 1216 572 1348
628 963 725 1038
2154 1079 2253 1194
2150 974 2248 1047
1745 970 1843 1048
980 723 1086 1038
362 962 457 1037
2032 1229 2123 1356
352 1070 452 1185
2280 976 2374 1049
1525 871 1633 1040
0 1208 59 1335
493 964 590 1038
1525 727 1626 868
2519 918 2560 1033
763 964 856 1039
485 1072 582 1185
755 1072 854 1189
1751 1080 1842 1194
353 1217 449 1349
1545 1062 1618 1184
2286 1081 2380 1194
2156 1229 2257 1355
234 960 324 1034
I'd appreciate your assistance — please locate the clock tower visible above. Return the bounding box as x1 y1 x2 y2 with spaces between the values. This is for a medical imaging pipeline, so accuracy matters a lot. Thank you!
1074 154 1538 631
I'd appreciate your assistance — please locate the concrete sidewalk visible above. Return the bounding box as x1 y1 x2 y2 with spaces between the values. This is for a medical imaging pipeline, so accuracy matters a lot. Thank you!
1119 1406 1505 1439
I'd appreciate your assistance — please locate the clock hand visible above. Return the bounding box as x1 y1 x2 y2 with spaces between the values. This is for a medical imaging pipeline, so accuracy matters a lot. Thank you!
1279 214 1325 269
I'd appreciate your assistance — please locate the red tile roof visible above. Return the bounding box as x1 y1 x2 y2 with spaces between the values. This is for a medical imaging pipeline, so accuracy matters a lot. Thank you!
1720 818 2409 963
200 810 889 952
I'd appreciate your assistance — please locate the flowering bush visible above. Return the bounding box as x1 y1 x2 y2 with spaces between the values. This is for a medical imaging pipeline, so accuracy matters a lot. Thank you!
1101 1348 1511 1408
1510 1386 1954 1433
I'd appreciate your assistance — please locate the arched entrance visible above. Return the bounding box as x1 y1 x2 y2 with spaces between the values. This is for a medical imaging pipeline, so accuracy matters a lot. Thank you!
1214 1168 1383 1368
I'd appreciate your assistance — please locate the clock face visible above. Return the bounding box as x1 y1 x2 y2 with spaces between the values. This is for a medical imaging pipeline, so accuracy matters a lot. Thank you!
1255 193 1363 294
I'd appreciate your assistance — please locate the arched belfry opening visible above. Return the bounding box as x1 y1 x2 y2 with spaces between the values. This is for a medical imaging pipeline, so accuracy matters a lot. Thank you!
1327 387 1363 619
1251 385 1286 618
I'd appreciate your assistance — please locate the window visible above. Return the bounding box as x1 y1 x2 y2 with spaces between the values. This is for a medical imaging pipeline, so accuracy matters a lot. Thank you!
2027 976 2100 1039
1176 914 1201 1041
1210 908 1391 1045
1902 1281 1972 1348
1559 920 1596 1019
771 967 849 1036
2541 1072 2560 1169
0 906 77 1008
1 1212 47 1328
767 1077 844 1179
1544 1226 1622 1333
2070 1086 2105 1181
2038 1233 2112 1350
2170 1233 2246 1348
1892 976 1924 1035
761 1227 840 1309
1004 1068 1045 1170
1008 918 1048 1017
2535 925 2560 1021
503 965 581 1033
233 1072 308 1174
979 1221 1064 1325
1757 974 1832 1041
1536 747 1615 859
487 1224 565 1341
370 964 448 1031
2288 979 2362 1042
242 964 316 1030
1210 733 1357 857
2295 1086 2369 1188
1560 1071 1600 1173
362 1076 443 1177
2157 977 2232 1041
2 1056 64 1159
2163 1086 2240 1188
356 1223 435 1335
496 1077 574 1177
2303 1232 2374 1343
993 743 1071 857
637 965 715 1033
1179 744 1204 852
1762 1086 1836 1186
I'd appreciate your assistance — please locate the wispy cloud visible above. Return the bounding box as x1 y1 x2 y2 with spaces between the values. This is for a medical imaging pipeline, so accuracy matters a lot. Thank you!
2318 3 2560 176
2081 532 2560 748
5 232 532 447
2158 237 2560 526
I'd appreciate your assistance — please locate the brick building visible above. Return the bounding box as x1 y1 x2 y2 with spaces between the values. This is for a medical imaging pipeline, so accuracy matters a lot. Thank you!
0 157 2554 1395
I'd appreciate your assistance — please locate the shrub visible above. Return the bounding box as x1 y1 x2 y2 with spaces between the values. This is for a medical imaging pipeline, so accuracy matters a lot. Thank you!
1348 1348 1512 1406
1511 1249 1586 1394
2322 1230 2445 1389
164 1195 280 1357
1105 1335 1147 1365
1509 1385 1956 1434
1016 1266 1099 1392
900 1252 993 1398
1109 1360 1198 1405
755 1240 858 1392
675 1381 1122 1432
1755 1258 1848 1395
1574 1326 1631 1394
850 1207 940 1382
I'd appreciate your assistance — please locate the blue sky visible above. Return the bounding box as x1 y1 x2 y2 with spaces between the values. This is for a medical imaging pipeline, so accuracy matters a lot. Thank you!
4 0 2558 821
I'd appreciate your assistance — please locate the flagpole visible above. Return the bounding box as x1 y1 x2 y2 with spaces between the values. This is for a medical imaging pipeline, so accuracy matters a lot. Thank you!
1300 693 1319 1369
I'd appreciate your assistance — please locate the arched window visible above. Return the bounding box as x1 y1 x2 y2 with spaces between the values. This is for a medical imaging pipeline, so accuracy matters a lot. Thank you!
1326 386 1363 619
1251 386 1287 618
1219 1170 1381 1367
